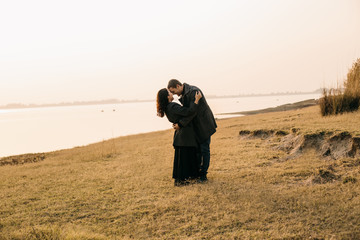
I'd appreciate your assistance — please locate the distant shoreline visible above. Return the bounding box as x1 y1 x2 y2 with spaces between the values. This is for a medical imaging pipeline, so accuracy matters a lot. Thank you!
0 99 152 110
219 98 319 116
0 90 322 110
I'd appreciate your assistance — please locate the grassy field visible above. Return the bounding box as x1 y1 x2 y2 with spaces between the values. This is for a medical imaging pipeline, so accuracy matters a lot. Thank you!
1 106 360 239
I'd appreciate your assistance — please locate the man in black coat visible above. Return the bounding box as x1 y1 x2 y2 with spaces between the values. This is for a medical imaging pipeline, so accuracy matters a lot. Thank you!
168 79 217 181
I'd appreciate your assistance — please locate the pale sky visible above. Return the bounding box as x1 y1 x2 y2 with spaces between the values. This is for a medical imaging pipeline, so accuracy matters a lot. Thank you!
1 0 359 104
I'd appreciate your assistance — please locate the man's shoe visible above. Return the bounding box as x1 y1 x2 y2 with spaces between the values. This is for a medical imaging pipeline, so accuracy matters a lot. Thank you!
174 179 189 187
198 175 208 183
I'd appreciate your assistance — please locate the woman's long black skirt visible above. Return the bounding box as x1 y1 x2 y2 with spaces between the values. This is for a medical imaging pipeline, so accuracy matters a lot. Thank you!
173 146 200 181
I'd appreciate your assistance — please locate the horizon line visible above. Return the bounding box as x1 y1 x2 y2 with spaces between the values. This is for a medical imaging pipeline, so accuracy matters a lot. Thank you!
0 89 323 110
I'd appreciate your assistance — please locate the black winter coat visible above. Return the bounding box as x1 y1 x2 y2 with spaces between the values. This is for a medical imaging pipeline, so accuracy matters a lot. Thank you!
165 101 199 147
178 83 217 143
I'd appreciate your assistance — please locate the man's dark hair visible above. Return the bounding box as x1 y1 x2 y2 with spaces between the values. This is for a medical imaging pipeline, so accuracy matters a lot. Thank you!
167 79 182 89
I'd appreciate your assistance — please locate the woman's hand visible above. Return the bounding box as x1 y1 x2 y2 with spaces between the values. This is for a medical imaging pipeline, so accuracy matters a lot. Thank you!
194 91 202 104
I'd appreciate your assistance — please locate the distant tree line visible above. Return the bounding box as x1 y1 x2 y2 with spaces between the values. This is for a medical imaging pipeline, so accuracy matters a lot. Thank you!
1 90 323 110
0 99 150 110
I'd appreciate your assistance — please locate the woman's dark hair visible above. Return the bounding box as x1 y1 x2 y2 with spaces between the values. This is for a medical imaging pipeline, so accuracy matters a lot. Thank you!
156 88 169 117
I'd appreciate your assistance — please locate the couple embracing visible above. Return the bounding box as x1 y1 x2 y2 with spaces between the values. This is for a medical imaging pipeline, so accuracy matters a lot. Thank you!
156 79 217 186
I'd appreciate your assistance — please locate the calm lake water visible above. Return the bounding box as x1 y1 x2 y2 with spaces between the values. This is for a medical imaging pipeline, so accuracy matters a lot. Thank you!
0 93 320 157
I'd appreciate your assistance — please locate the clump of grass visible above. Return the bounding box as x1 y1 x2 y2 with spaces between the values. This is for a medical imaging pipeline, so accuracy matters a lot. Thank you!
312 168 338 184
26 227 62 240
319 88 360 116
343 176 357 184
320 58 360 116
0 153 46 166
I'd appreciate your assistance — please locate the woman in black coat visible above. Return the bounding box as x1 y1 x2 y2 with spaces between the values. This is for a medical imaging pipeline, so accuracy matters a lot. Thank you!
156 88 202 186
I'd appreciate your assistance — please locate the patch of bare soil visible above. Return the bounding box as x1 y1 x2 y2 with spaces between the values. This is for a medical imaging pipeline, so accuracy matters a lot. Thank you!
239 129 360 160
240 129 360 184
0 153 46 166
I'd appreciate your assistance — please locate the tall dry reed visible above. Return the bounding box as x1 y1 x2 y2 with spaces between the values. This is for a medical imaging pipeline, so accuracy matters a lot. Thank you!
344 58 360 96
320 58 360 116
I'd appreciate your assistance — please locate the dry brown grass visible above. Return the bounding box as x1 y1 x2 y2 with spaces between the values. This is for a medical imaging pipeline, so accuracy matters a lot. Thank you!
1 106 360 239
320 58 360 116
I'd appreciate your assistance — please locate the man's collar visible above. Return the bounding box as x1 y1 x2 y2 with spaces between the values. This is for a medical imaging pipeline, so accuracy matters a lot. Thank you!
182 83 190 96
